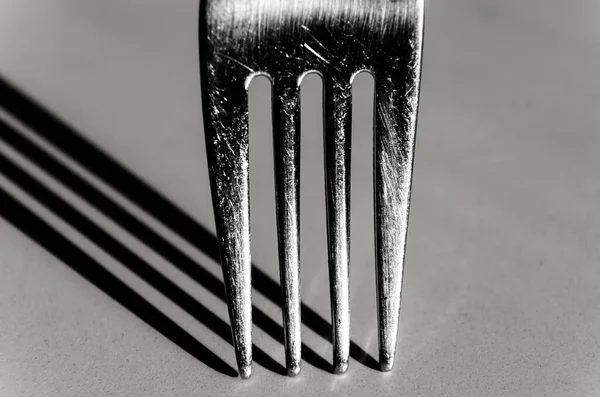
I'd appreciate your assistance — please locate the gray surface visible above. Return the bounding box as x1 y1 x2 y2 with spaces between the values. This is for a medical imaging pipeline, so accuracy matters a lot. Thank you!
1 0 599 396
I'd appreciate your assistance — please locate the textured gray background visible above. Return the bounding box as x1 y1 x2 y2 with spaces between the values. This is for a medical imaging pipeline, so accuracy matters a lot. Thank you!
1 0 600 396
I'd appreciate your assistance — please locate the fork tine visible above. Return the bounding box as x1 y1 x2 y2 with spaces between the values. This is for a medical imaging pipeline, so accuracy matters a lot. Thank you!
271 78 302 377
323 78 353 374
202 0 424 378
374 4 424 371
202 77 253 378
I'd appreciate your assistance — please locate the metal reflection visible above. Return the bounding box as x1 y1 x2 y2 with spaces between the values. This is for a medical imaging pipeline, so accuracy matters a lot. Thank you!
200 0 424 378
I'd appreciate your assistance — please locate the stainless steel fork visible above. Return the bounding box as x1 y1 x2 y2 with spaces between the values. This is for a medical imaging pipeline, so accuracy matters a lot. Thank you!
199 0 424 378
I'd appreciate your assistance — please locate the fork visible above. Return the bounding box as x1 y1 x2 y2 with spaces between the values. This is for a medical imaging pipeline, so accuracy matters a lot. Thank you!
199 0 424 378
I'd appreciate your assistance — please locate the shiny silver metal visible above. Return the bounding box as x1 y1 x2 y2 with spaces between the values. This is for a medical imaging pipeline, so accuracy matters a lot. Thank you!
199 0 424 378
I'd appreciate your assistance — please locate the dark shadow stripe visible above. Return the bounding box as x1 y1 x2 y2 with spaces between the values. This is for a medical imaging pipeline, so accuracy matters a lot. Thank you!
0 187 238 378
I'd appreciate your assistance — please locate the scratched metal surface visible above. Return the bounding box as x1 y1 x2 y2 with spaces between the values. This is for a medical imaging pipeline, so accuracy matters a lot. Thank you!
201 0 423 377
1 0 600 396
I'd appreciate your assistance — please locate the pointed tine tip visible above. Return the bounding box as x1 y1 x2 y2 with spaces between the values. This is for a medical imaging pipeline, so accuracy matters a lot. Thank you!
239 364 252 379
287 362 301 377
380 349 395 372
333 359 349 375
380 359 394 373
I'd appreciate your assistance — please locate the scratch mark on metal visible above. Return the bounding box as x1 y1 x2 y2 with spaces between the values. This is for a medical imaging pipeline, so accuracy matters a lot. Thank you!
302 43 341 73
218 53 256 73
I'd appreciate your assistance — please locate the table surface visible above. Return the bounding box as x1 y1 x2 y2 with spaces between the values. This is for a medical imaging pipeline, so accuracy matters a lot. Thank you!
1 1 600 396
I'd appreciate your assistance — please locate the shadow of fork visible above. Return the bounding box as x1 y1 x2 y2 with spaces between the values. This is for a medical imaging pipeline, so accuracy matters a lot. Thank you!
0 75 378 372
0 188 240 378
